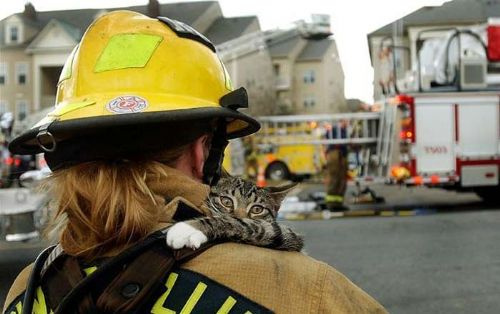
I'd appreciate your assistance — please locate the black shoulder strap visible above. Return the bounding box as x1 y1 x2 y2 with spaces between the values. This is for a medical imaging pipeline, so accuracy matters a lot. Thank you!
22 229 214 314
42 252 97 313
96 242 213 313
95 243 176 313
53 229 214 314
21 245 56 314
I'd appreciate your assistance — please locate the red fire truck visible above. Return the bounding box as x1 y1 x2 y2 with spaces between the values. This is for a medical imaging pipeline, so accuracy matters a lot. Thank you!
379 19 500 202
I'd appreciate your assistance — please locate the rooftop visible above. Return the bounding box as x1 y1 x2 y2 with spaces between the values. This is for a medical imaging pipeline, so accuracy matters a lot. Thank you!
0 1 258 49
369 0 500 37
267 30 302 58
205 16 259 45
296 39 332 62
266 29 333 61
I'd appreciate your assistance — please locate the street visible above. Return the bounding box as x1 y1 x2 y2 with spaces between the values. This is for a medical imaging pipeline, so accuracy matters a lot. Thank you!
287 211 500 314
1 201 500 313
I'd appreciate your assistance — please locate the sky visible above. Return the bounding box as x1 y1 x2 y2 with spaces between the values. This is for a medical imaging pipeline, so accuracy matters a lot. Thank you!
0 0 449 103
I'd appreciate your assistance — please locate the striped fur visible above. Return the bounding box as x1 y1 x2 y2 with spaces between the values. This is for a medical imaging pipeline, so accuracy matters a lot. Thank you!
178 176 303 251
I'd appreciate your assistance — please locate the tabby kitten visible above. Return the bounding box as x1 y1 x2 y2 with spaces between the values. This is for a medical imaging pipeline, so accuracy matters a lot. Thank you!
166 176 304 251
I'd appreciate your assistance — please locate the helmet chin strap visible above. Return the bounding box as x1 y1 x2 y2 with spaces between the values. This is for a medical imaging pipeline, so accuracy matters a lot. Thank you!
203 87 250 185
202 120 228 186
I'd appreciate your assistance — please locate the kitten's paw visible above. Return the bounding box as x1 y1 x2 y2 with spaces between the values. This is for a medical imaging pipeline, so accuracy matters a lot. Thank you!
166 222 208 249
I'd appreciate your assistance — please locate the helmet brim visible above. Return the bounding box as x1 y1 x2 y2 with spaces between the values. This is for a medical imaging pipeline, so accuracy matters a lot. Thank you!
9 107 260 156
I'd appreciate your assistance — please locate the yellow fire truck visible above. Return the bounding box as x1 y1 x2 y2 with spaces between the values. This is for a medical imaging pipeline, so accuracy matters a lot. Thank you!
224 113 381 181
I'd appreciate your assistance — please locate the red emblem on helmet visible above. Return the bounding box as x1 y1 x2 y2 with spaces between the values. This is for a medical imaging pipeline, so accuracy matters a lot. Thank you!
107 96 148 114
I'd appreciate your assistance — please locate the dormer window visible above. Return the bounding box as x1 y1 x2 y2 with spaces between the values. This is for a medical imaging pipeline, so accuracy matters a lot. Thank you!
4 17 23 45
9 26 19 43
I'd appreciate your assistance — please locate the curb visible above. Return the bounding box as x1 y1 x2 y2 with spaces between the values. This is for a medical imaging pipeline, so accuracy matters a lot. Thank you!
280 208 438 221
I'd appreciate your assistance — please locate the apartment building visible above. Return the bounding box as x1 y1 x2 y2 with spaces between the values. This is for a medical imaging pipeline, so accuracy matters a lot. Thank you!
0 1 274 120
267 23 346 115
367 0 500 100
1 2 347 121
205 16 276 117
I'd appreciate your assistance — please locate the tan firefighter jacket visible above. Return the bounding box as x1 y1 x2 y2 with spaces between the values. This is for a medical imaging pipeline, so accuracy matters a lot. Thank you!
3 166 387 314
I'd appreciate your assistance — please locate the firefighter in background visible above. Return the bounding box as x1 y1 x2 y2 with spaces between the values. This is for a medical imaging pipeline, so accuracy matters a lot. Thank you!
324 120 349 211
378 46 394 96
243 135 258 179
0 112 14 139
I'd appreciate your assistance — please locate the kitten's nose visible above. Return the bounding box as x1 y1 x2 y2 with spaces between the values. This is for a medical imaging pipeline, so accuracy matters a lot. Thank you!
235 208 247 218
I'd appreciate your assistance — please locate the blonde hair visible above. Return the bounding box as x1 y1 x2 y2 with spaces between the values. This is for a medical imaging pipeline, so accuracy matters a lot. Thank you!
46 145 188 259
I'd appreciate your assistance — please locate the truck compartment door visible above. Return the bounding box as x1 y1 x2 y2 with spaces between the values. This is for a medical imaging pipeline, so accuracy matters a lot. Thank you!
414 101 455 174
458 98 498 157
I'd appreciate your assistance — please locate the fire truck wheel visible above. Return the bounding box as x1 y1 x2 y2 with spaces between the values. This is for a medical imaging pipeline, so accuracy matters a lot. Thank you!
474 186 500 204
266 162 290 181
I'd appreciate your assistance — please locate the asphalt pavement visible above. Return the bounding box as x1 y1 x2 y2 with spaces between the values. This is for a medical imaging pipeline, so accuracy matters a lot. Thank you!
286 211 500 314
1 185 499 313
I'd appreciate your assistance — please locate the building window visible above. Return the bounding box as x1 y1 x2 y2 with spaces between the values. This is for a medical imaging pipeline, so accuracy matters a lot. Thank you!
16 100 28 121
0 101 8 114
0 63 7 85
303 95 316 108
9 26 19 43
16 63 28 85
303 70 315 83
273 64 280 76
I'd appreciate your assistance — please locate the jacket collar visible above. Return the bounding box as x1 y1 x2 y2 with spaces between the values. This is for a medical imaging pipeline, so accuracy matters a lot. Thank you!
146 166 211 223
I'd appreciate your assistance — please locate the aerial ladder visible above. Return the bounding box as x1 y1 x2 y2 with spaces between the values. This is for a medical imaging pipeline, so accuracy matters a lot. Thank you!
217 27 394 183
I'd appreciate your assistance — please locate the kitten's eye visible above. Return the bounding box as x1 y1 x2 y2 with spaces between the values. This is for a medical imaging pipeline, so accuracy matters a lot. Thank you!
219 196 234 208
250 205 266 215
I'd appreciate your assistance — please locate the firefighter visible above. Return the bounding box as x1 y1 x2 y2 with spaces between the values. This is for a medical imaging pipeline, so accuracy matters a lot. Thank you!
243 135 258 179
378 46 394 96
4 11 386 314
0 112 14 139
324 120 349 211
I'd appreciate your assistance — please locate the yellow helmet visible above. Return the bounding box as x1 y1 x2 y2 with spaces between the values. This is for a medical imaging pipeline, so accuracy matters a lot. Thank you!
9 11 259 170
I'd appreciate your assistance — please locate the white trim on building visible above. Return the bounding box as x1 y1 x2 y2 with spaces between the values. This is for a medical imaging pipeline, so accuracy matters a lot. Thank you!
33 53 69 110
4 15 24 45
26 19 78 53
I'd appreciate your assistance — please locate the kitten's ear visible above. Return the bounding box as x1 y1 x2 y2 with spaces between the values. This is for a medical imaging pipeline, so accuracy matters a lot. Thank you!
266 182 298 205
